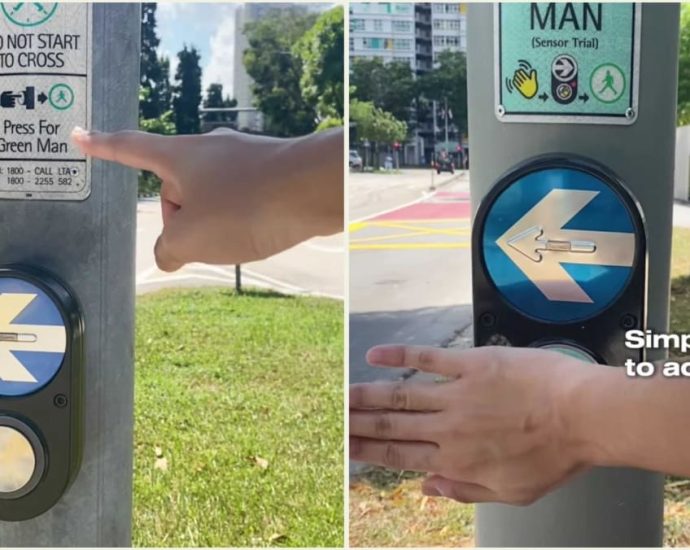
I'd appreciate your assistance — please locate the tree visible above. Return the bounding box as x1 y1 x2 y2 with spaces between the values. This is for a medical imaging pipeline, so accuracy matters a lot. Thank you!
350 58 416 123
350 99 407 167
172 45 202 135
140 3 170 118
679 3 690 125
418 51 469 135
294 6 344 126
202 83 238 125
243 9 318 137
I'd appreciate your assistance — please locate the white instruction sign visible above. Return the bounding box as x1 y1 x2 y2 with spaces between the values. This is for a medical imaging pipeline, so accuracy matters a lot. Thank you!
0 3 91 200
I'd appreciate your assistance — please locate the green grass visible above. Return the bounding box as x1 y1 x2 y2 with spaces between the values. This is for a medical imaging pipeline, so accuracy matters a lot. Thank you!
132 288 343 547
350 227 690 547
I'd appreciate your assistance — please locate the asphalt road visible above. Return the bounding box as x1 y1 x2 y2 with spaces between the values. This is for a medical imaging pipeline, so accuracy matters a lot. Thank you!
349 169 474 385
136 198 344 299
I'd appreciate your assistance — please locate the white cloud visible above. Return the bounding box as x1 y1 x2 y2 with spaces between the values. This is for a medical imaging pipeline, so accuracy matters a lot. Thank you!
202 9 237 98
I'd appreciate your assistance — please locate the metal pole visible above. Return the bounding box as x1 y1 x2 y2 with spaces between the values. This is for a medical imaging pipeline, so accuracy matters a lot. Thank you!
444 97 449 145
468 3 678 546
235 264 242 294
0 4 139 545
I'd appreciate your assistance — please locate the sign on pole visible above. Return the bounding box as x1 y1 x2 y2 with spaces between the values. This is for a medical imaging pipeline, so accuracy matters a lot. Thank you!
0 3 91 200
495 3 641 124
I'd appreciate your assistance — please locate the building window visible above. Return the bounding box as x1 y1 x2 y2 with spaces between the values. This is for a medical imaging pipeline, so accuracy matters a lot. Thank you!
373 19 383 31
363 37 384 49
393 38 411 50
392 20 411 32
350 18 365 31
393 3 412 14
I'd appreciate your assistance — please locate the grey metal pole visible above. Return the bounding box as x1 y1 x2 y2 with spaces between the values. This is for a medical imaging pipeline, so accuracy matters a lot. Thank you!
0 3 139 546
468 3 678 546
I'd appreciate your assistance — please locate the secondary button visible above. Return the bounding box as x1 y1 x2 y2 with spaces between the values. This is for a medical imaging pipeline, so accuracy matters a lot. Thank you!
0 424 36 494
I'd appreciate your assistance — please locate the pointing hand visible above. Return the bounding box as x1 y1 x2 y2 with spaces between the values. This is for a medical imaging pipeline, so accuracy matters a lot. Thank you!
513 68 538 99
71 127 343 272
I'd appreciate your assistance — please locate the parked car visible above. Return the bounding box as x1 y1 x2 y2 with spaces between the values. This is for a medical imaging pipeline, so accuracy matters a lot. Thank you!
435 155 455 175
349 150 363 170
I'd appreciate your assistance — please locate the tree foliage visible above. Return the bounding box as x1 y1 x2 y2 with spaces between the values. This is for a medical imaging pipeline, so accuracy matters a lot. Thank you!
173 45 203 135
350 99 407 145
140 3 170 119
243 10 318 137
679 4 690 125
350 58 416 123
418 51 468 135
294 7 344 124
202 83 238 125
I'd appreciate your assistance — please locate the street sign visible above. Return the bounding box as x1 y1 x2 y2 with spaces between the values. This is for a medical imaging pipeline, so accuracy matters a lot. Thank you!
495 3 641 124
0 3 91 200
0 278 66 396
481 162 638 323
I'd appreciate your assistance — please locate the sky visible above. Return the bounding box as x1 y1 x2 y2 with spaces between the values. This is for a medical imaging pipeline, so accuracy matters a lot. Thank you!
157 3 238 98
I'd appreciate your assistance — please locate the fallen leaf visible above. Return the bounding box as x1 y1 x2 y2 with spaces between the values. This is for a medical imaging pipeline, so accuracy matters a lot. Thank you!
154 457 168 472
420 495 429 511
268 533 287 544
254 456 269 470
154 446 164 458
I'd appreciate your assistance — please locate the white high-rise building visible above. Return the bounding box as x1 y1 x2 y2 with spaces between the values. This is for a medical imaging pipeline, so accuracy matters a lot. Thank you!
348 3 416 69
349 3 467 165
349 3 466 72
232 3 329 132
431 3 467 63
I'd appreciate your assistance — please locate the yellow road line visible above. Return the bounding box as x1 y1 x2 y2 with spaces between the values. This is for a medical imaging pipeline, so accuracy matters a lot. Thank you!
369 221 471 237
350 230 432 244
367 218 471 224
350 242 471 251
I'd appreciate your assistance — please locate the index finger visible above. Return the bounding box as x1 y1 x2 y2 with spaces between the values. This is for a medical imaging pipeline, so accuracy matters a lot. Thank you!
71 127 175 178
366 345 498 377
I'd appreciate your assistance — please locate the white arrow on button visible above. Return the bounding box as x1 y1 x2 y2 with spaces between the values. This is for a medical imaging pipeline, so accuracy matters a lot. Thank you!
0 293 66 383
496 189 635 303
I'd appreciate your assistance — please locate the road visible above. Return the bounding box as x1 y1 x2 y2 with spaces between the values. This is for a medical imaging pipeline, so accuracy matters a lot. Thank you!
136 198 344 299
349 169 473 385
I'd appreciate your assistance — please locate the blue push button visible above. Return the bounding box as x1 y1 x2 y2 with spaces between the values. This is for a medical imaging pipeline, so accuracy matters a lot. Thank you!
481 166 638 323
0 278 66 397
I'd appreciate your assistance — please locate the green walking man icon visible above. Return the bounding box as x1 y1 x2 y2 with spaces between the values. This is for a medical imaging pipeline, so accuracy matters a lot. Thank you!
599 69 617 96
590 63 625 104
48 83 74 111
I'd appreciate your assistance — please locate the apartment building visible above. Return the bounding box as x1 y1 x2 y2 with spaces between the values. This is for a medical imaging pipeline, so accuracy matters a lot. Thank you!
349 3 467 165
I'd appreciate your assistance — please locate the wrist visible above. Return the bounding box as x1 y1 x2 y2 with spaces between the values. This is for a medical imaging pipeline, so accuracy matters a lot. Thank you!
273 130 344 237
558 362 625 468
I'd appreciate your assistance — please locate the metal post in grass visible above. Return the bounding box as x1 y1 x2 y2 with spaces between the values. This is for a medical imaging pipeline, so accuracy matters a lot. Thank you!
235 264 242 294
468 3 678 546
0 4 139 545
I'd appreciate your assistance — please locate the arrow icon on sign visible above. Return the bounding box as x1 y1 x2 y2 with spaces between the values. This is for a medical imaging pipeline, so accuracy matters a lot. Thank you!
0 293 66 383
554 57 575 79
496 189 635 303
37 92 47 104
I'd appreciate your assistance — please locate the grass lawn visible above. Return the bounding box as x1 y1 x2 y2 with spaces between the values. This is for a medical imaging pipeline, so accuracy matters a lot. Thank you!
350 227 690 547
132 288 343 547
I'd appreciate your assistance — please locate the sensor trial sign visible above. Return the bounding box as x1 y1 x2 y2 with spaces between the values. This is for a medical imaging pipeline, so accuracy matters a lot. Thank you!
0 3 91 200
495 3 641 124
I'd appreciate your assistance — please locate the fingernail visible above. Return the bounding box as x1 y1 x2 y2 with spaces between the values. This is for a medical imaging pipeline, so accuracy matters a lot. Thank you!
366 347 386 365
71 126 89 143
